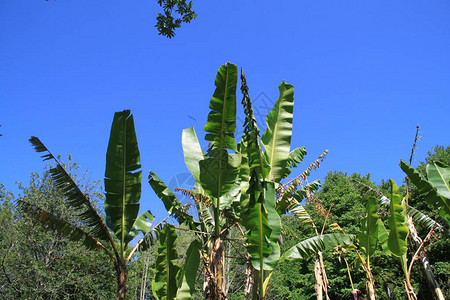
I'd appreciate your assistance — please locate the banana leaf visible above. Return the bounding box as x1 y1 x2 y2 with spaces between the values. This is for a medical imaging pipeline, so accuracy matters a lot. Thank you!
243 177 281 271
377 219 391 255
281 146 307 179
176 240 201 299
104 110 142 250
124 210 154 244
358 196 379 258
148 171 186 223
152 224 180 300
280 233 354 262
182 127 204 183
400 160 450 222
199 148 241 206
387 180 409 257
29 136 110 242
203 62 237 151
427 162 450 199
261 81 294 182
17 200 104 251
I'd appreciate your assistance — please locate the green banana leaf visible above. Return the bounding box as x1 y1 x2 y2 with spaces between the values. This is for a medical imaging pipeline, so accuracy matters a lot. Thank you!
243 177 281 271
261 81 294 182
199 149 241 206
358 196 379 258
17 200 104 251
387 180 409 257
281 146 307 179
377 219 391 255
182 127 204 183
148 171 186 223
203 62 237 150
152 224 180 300
280 233 354 262
124 210 154 244
400 159 450 222
29 136 110 242
176 240 201 299
104 110 142 250
427 162 450 199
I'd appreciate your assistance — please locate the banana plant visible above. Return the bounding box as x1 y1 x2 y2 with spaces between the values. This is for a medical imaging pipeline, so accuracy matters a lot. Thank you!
387 179 417 300
353 179 445 300
20 111 160 300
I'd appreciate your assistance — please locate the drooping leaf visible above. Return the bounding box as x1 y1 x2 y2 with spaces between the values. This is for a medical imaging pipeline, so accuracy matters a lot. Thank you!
400 159 450 222
17 200 105 252
181 127 204 183
29 136 110 242
387 180 409 257
203 62 238 151
406 205 443 232
358 196 379 258
124 210 155 244
104 110 142 249
148 171 186 224
176 240 201 299
261 81 295 182
152 224 180 300
280 233 354 262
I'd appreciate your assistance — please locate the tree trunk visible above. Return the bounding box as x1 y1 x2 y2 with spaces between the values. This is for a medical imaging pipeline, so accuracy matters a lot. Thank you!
314 252 330 300
116 267 128 300
314 258 324 300
244 254 254 300
407 217 444 300
204 237 226 300
365 274 377 300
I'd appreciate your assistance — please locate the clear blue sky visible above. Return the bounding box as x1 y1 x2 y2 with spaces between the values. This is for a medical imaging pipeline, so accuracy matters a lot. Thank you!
1 1 449 219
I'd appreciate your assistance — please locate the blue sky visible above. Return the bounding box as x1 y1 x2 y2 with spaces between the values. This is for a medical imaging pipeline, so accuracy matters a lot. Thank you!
1 1 449 219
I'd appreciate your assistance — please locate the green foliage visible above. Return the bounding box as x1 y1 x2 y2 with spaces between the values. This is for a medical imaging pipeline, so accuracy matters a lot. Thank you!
155 0 197 38
0 164 116 299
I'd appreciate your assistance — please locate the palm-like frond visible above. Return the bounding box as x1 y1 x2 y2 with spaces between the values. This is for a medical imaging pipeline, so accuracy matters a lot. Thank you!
18 200 108 253
29 136 110 242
